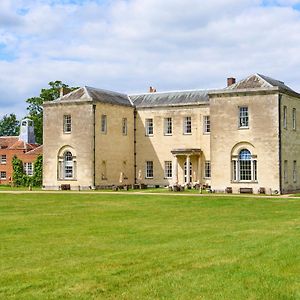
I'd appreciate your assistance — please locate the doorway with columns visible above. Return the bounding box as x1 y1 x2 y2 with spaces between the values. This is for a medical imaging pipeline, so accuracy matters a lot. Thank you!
171 148 202 186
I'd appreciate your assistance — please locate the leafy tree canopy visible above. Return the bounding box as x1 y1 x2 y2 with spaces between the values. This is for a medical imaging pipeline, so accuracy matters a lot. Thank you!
26 81 77 144
0 113 20 136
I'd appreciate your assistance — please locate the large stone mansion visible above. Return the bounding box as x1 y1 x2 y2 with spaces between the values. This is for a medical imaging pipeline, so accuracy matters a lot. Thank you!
43 74 300 194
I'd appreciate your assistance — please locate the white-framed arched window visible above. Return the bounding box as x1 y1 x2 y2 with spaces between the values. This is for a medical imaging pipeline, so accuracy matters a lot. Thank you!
57 147 77 180
64 151 74 179
232 148 257 182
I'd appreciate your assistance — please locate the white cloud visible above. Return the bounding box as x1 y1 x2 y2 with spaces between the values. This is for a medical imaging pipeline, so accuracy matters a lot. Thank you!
0 0 300 118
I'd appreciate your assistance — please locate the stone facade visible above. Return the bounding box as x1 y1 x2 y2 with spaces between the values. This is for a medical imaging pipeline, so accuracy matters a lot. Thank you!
43 74 300 194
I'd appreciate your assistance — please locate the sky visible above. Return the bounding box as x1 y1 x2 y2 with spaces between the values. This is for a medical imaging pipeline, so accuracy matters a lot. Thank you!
1 0 300 117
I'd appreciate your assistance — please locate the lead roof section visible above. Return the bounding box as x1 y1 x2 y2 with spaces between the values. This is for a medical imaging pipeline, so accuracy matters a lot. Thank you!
129 90 211 108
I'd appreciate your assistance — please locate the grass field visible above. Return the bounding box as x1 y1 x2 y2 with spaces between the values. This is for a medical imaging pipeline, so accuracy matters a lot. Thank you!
0 193 299 299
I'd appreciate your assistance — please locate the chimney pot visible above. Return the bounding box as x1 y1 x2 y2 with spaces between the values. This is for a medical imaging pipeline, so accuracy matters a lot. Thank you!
227 77 236 87
149 86 157 93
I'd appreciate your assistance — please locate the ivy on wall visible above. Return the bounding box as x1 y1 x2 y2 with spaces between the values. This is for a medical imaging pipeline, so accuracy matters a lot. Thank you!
12 155 43 187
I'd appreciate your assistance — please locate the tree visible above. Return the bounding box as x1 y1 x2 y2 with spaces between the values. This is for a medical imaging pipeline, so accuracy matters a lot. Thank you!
32 155 43 187
12 155 43 187
12 156 24 186
0 114 20 136
26 81 77 144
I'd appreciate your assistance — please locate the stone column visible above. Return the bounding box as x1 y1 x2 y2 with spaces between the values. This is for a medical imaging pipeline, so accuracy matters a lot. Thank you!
173 155 178 185
186 155 191 185
198 155 201 183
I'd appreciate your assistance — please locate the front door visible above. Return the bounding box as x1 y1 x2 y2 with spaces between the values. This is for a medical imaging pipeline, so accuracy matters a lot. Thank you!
184 162 192 183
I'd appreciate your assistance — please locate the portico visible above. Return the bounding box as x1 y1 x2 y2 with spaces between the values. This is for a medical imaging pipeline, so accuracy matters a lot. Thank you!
171 148 202 186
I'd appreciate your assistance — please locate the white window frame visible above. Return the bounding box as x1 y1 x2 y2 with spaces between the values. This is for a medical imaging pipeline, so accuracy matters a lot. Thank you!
64 151 74 179
101 115 107 134
283 106 287 129
183 116 192 134
145 161 154 178
145 118 153 136
204 161 211 178
203 116 210 134
293 108 296 130
24 162 33 176
1 155 6 164
63 115 72 133
239 107 249 128
164 161 172 178
0 171 6 180
164 117 172 136
122 118 128 136
232 149 257 182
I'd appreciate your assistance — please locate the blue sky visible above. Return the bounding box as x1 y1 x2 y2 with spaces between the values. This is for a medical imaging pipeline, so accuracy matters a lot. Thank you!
1 0 300 117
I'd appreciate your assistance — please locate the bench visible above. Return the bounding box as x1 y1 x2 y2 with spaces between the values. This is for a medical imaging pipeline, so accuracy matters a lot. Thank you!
61 184 71 190
225 187 233 193
239 187 253 194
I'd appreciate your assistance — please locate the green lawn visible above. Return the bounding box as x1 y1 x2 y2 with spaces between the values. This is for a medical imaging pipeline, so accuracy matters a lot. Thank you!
0 193 299 299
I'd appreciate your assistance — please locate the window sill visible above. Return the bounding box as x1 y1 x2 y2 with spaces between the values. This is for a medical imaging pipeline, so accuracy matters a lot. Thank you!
145 177 153 179
238 126 249 130
63 132 71 134
183 133 192 135
164 134 172 136
58 178 77 181
231 180 258 184
145 134 154 137
203 132 210 135
164 177 172 179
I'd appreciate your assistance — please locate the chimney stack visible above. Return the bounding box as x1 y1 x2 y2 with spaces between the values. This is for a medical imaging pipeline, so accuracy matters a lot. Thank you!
227 77 236 87
149 86 157 93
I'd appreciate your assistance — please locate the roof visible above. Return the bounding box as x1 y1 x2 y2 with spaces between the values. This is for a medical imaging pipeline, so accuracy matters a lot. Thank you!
0 136 18 149
0 136 40 152
46 73 300 109
226 73 299 96
51 86 132 107
129 90 210 108
25 145 43 155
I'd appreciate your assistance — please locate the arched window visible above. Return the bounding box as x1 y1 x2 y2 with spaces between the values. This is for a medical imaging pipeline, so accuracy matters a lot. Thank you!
232 149 257 182
64 151 74 179
57 148 77 180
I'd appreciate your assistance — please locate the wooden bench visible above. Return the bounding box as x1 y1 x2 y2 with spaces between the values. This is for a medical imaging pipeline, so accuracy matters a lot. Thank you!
239 187 253 194
61 184 71 190
225 187 233 193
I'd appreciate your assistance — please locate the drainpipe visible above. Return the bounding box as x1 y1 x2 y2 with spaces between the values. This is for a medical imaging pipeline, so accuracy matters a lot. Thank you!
278 94 282 194
134 109 137 184
93 104 96 188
